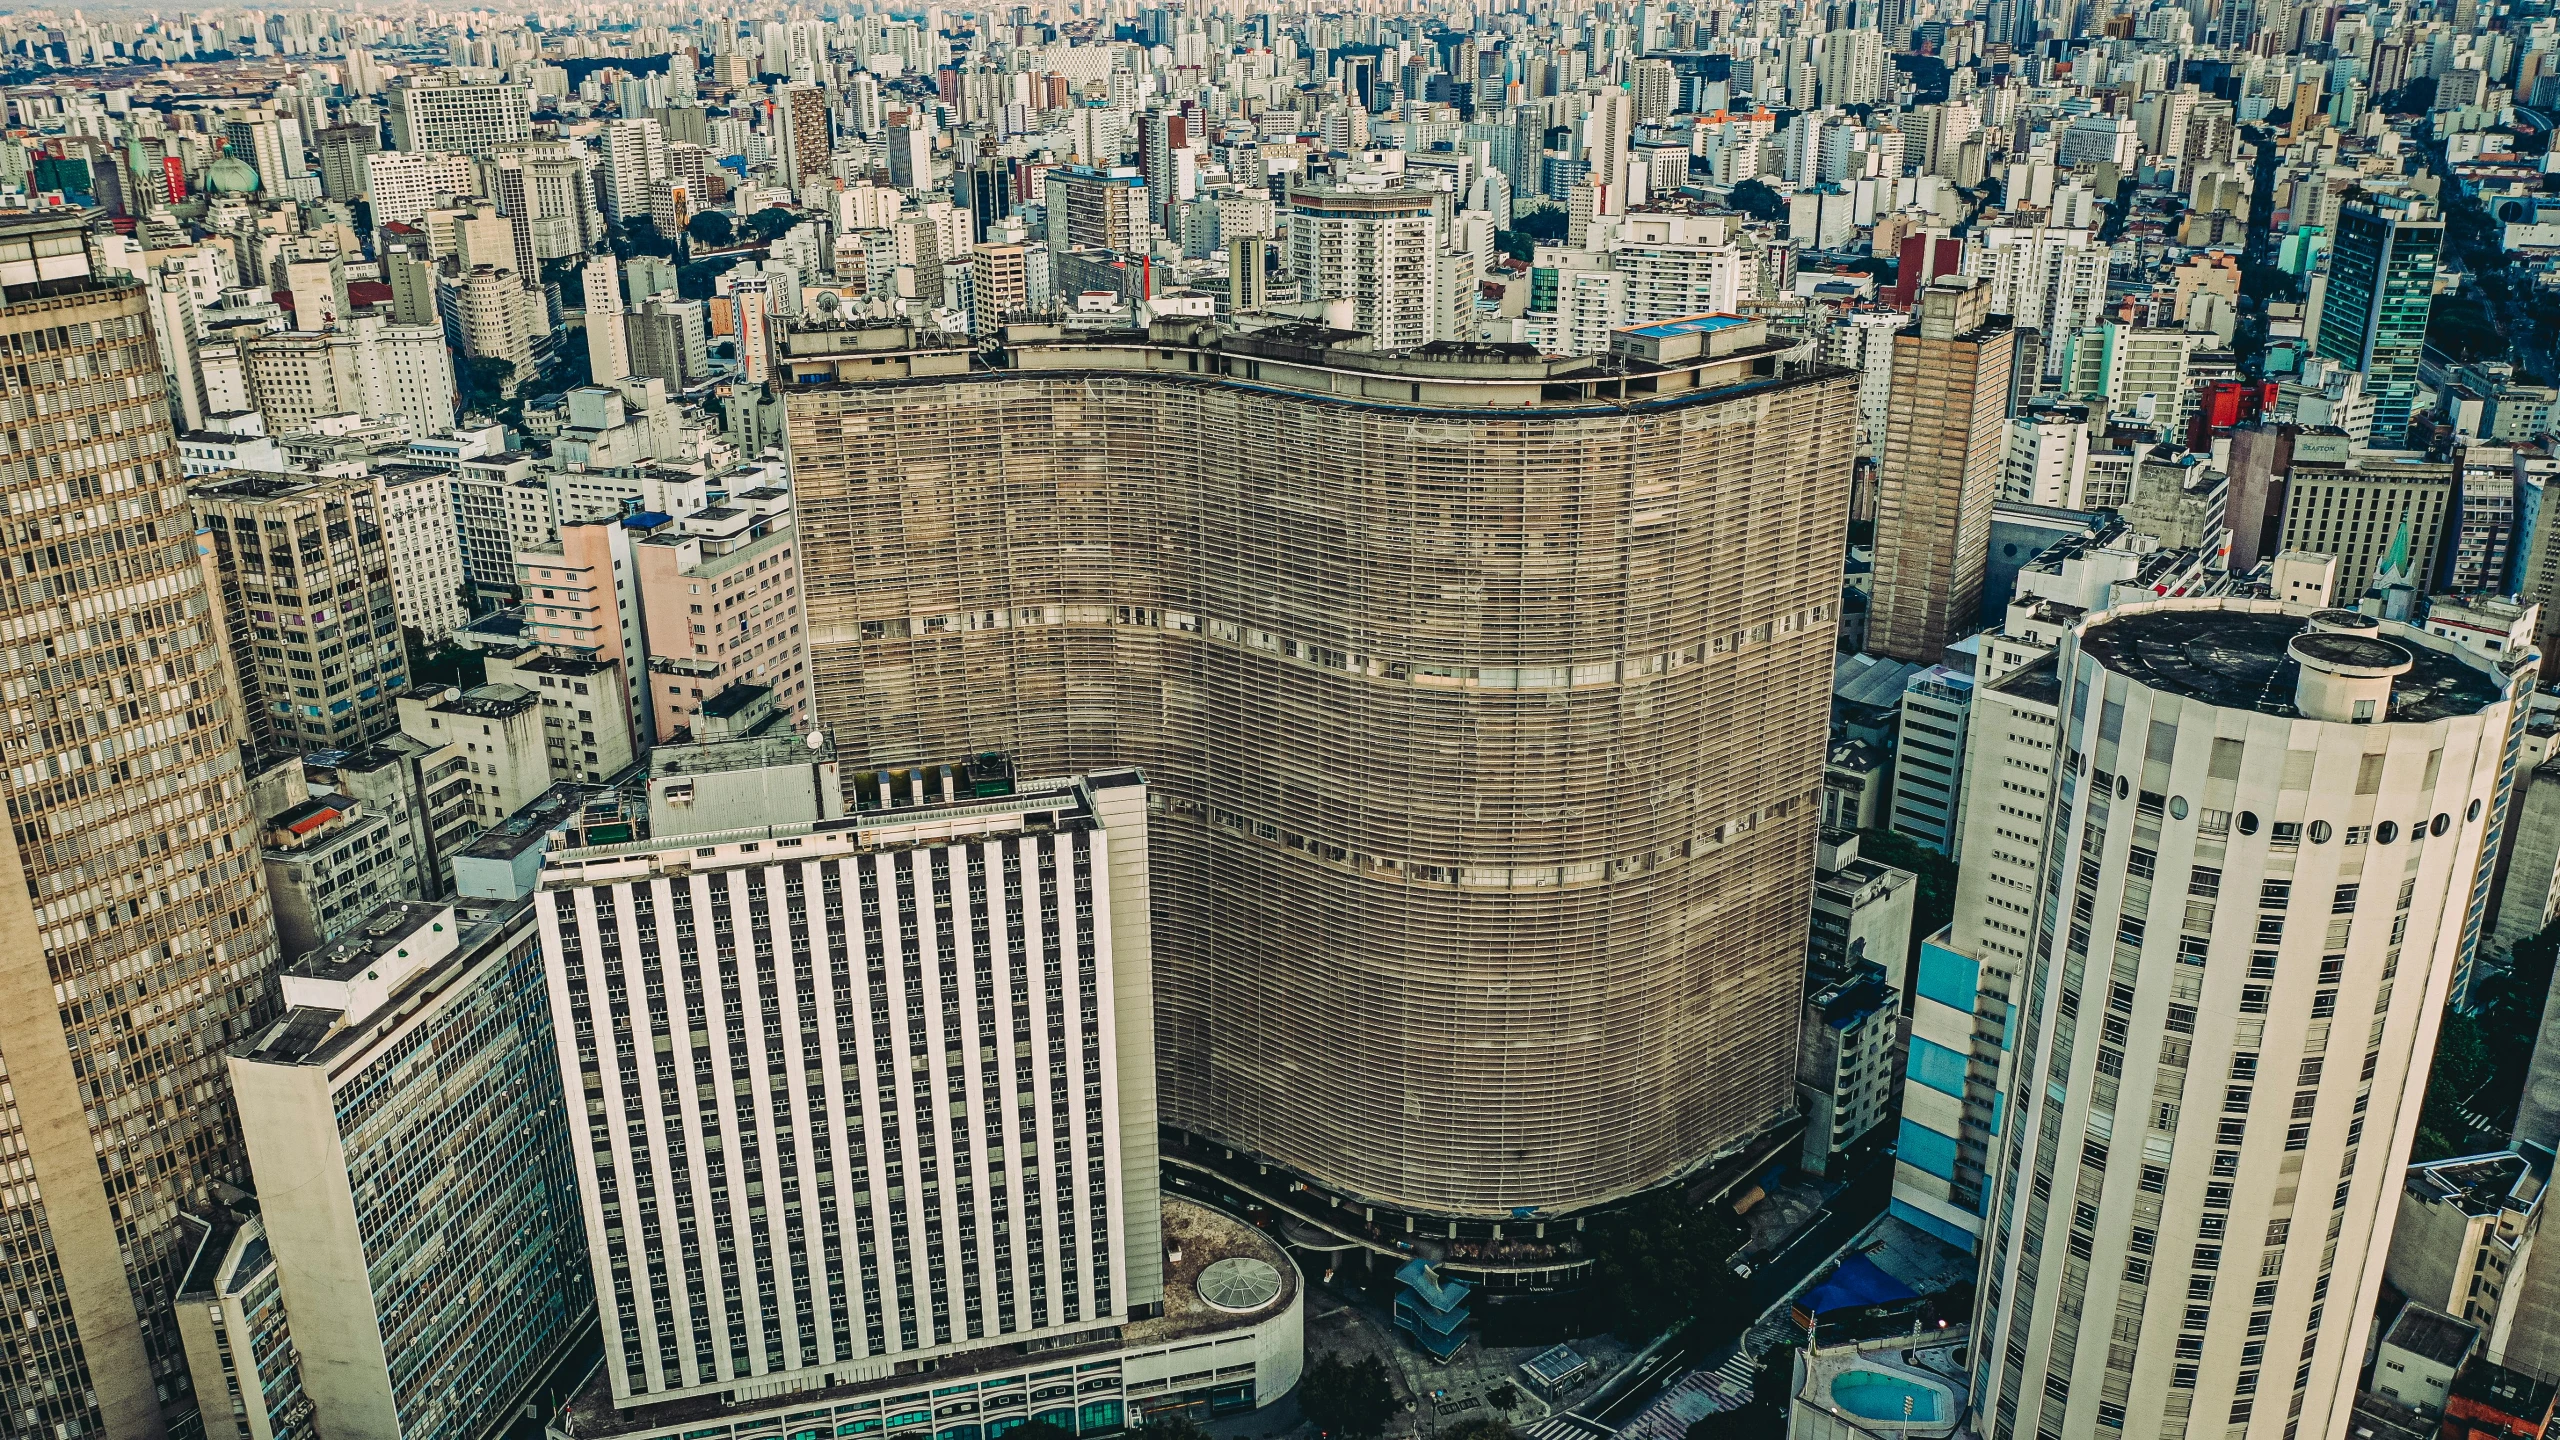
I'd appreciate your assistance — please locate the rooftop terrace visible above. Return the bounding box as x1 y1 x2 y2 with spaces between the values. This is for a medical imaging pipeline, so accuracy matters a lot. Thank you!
2079 604 2506 724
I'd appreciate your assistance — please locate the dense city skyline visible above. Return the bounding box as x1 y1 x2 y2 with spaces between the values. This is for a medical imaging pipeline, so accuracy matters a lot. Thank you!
0 0 2543 1437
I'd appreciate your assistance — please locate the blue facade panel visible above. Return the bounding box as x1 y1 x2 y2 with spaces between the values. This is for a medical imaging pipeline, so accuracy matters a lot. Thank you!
1916 938 1979 1013
1908 1036 1969 1097
1889 1197 1978 1254
1897 1118 1960 1180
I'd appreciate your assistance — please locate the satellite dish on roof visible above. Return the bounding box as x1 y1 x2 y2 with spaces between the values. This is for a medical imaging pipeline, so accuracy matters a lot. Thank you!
807 728 827 750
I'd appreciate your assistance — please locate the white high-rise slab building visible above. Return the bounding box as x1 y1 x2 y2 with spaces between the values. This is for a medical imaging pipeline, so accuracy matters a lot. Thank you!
239 316 456 434
2002 405 2095 507
586 249 630 385
373 467 471 644
387 74 531 157
365 149 480 229
601 118 670 225
1286 186 1444 350
1954 599 2532 1440
538 760 1163 1406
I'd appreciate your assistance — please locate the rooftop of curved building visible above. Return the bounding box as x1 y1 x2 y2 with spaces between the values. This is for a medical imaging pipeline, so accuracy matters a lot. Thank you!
777 312 1835 415
2078 603 2507 725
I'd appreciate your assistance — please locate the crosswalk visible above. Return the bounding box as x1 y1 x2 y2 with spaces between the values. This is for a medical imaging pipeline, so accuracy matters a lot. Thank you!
1522 1410 1619 1440
2456 1103 2506 1144
1672 1314 1801 1422
1698 1346 1757 1400
1526 1312 1808 1440
1527 1218 1864 1440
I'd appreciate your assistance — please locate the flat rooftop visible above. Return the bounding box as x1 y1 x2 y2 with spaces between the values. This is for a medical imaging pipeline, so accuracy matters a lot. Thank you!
2407 1150 2544 1216
506 653 617 678
462 784 614 862
233 900 531 1069
415 682 539 718
652 732 835 778
192 472 326 502
1621 313 1751 339
275 900 446 985
2383 1304 2478 1368
699 682 770 720
2079 605 2504 724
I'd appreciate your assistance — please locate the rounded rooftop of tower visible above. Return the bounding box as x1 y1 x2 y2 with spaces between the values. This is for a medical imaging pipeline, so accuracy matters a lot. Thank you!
207 152 259 195
2076 602 2505 725
2307 607 2381 635
2290 631 2413 675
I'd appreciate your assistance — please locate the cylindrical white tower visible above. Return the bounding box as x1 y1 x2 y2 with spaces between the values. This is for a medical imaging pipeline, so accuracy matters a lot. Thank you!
1969 598 2520 1440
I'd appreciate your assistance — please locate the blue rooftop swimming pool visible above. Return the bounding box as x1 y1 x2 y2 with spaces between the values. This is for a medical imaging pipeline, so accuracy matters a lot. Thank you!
1830 1368 1942 1423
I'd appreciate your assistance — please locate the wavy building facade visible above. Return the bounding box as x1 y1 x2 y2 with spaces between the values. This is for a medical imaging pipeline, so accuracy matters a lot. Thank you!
779 315 1854 1223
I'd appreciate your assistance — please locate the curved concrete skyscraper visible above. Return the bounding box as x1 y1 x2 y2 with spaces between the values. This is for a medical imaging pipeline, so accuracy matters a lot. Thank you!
1968 600 2526 1440
781 316 1855 1222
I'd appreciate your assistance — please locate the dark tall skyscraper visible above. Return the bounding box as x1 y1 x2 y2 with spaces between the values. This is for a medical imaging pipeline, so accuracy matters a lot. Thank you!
2314 199 2442 446
0 213 280 1438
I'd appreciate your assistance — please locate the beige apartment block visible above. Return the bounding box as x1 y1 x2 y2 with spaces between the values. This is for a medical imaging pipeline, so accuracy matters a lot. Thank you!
632 490 809 742
1870 275 2017 663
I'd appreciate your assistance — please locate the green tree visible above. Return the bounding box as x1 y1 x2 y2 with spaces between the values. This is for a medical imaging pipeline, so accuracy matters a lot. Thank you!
743 206 800 243
461 355 517 413
2378 78 2437 114
678 252 748 301
615 216 677 258
1485 1384 1520 1413
404 625 488 689
687 210 736 247
1297 1354 1397 1440
1750 1346 1797 1413
1587 1188 1749 1343
2428 292 2508 363
1442 1419 1520 1440
2407 918 2560 1161
1856 828 1958 971
2414 1009 2493 1161
1729 179 1787 223
1509 205 1570 243
1679 1346 1794 1440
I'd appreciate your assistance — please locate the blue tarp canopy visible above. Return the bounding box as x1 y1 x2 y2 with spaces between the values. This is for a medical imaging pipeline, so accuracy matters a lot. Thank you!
1800 1255 1917 1316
